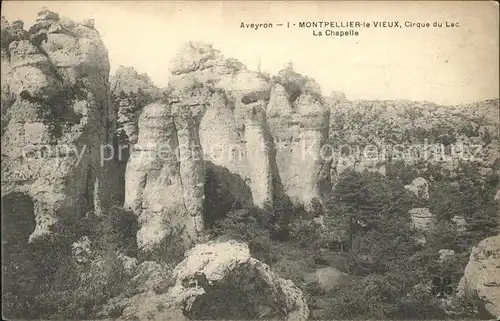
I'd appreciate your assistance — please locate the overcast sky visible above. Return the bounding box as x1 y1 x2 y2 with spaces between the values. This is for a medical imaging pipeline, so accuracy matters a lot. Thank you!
3 1 499 105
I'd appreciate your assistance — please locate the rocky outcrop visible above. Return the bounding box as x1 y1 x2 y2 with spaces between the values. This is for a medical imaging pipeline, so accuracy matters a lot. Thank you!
328 96 499 182
458 235 500 318
109 66 161 205
304 266 347 292
267 65 330 210
1 10 114 242
124 76 210 249
111 66 161 146
129 43 333 233
118 240 309 321
170 42 274 210
437 249 455 263
170 80 209 241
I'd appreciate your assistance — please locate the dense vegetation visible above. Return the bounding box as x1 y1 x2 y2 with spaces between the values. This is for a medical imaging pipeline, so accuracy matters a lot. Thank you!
207 158 499 319
2 206 139 319
318 161 498 319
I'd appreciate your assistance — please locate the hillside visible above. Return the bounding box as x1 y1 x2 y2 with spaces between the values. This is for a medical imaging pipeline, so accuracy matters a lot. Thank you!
1 9 499 321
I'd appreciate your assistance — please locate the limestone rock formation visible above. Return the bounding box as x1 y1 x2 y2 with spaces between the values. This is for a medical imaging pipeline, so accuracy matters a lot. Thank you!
109 66 161 205
267 65 330 210
169 42 274 210
111 66 161 146
458 234 500 318
404 177 430 200
124 79 211 250
327 96 499 184
118 240 309 321
1 10 114 242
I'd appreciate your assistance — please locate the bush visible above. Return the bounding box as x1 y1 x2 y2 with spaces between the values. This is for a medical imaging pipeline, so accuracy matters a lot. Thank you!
324 273 447 319
209 207 273 263
139 226 188 266
288 219 324 249
34 249 129 319
2 206 139 320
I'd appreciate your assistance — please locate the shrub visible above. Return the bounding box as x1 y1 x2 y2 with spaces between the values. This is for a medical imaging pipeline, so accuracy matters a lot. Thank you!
139 226 188 265
34 249 129 319
209 207 273 263
2 206 139 320
324 273 447 319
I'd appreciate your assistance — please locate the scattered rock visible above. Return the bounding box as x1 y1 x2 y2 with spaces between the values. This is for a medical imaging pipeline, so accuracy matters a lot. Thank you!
108 66 161 205
404 177 430 200
438 249 456 263
408 207 434 231
452 215 468 232
305 267 347 292
37 8 60 21
72 236 92 264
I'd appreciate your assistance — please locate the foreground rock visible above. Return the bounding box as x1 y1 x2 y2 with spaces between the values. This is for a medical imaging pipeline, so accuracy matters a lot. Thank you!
458 234 500 318
1 10 114 242
117 240 309 321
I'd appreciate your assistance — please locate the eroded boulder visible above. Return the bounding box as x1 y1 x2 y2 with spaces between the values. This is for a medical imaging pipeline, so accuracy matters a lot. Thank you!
118 240 309 321
404 177 430 200
408 207 434 232
458 234 500 318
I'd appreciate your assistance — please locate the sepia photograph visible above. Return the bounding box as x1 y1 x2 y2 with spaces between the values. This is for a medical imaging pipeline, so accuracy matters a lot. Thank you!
1 1 499 320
